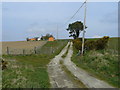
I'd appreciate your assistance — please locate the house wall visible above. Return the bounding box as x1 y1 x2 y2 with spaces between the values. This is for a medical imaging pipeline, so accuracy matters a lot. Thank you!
48 37 54 41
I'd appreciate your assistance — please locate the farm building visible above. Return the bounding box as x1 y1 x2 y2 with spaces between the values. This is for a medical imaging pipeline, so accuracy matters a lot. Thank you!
48 37 55 41
26 37 41 41
28 38 36 41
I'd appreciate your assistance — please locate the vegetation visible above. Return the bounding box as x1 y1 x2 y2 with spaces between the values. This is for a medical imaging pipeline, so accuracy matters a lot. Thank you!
66 21 87 39
2 40 68 88
72 38 82 50
71 37 119 88
37 40 68 55
107 37 119 52
72 36 109 51
41 33 54 40
85 36 109 50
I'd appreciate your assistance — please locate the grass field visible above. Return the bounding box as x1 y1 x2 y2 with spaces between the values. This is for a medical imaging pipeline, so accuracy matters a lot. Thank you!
2 40 68 88
107 37 119 53
71 37 119 88
1 41 47 55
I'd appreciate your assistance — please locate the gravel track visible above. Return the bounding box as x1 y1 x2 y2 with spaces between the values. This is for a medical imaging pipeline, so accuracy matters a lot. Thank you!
63 42 114 88
47 42 79 88
47 42 114 88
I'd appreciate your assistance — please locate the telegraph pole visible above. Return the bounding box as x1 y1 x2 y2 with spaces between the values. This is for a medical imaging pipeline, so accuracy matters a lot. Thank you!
57 24 58 40
81 1 87 55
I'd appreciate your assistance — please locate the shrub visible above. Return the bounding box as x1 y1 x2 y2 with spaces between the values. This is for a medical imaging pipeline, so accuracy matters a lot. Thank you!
85 40 96 50
73 36 109 51
73 38 82 50
95 36 109 50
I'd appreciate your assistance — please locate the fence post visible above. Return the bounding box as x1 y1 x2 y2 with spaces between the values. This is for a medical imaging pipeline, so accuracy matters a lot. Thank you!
7 47 9 55
51 47 54 54
34 47 37 54
23 49 25 55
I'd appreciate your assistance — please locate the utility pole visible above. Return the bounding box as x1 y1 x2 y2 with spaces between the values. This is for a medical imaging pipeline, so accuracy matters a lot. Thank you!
81 1 87 55
57 24 58 40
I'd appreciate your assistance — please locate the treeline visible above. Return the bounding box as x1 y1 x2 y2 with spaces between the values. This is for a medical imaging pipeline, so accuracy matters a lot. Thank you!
73 36 109 51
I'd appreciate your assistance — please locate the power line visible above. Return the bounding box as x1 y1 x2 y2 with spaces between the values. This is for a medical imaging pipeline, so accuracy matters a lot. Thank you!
59 0 87 31
58 0 87 39
64 0 87 25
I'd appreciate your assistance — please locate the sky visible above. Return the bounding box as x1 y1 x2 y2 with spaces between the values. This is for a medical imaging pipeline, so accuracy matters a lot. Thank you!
2 2 118 41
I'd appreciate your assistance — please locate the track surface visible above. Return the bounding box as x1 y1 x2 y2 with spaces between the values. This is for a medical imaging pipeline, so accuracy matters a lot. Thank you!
63 42 114 88
47 42 114 88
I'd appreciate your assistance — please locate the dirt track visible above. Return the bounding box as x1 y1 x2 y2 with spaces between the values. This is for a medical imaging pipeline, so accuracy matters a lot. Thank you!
47 42 78 88
63 42 114 88
47 42 114 88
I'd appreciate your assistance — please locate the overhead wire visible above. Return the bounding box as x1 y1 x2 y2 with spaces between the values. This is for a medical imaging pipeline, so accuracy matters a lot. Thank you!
64 0 87 25
57 0 87 39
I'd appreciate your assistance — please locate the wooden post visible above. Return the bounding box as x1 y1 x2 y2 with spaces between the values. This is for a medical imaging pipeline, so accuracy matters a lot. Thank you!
51 47 53 54
23 49 25 55
34 47 37 54
57 24 58 40
7 47 9 55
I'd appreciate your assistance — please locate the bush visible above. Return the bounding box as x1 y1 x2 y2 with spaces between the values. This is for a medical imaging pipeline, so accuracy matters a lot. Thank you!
73 38 82 50
73 36 109 51
95 36 109 50
85 40 96 50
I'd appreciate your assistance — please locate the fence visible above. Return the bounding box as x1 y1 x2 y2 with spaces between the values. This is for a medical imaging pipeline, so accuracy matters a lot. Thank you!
3 46 59 55
2 40 68 55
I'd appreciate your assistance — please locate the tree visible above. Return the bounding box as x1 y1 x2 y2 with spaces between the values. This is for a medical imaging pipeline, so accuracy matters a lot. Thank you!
26 38 29 41
66 21 87 39
41 34 53 40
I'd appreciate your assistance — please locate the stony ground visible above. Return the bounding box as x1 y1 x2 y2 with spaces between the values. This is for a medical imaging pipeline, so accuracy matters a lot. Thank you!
47 42 114 88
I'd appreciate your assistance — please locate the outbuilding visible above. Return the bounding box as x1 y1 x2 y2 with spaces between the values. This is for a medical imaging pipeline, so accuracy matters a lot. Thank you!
48 37 54 41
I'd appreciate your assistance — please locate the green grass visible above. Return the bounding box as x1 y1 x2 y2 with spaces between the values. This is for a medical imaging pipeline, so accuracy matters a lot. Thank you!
71 37 119 88
2 40 68 88
37 40 68 55
107 37 119 53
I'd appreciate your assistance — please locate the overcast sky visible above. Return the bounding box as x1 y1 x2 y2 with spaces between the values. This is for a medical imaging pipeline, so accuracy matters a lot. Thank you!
2 2 118 41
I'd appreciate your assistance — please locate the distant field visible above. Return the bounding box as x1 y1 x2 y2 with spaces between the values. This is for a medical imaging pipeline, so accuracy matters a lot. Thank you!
1 41 47 55
107 37 119 51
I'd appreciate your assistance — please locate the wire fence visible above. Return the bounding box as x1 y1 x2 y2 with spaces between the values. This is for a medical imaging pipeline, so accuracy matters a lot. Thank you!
3 42 65 55
2 46 58 55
